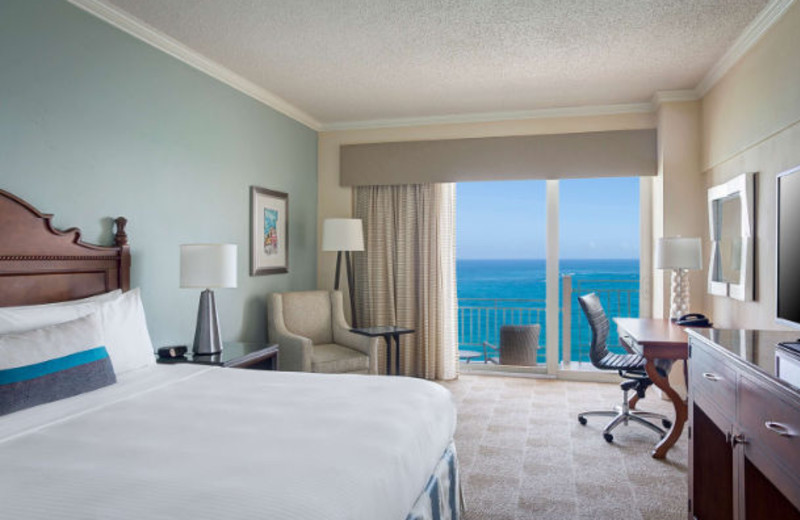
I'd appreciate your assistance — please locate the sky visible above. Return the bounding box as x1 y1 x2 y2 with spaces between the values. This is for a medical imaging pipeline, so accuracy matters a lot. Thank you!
456 177 640 259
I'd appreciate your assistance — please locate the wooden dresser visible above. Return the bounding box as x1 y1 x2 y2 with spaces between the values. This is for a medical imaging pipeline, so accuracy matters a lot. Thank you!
687 329 800 519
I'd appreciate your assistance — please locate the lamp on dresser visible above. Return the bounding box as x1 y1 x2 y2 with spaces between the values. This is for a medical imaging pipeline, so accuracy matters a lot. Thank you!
656 237 702 321
322 218 364 327
180 244 237 355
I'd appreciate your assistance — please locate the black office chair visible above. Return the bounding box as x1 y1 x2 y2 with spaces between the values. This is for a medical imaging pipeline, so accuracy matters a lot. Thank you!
576 293 672 443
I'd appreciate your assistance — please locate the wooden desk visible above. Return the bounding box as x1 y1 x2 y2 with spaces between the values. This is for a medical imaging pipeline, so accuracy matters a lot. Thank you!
615 318 689 459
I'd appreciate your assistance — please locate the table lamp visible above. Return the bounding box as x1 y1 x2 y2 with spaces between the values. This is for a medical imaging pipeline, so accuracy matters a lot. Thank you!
656 237 702 321
180 244 237 354
322 218 364 327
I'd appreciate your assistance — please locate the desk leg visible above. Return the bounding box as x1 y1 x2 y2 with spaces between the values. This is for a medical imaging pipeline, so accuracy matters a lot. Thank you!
645 359 687 459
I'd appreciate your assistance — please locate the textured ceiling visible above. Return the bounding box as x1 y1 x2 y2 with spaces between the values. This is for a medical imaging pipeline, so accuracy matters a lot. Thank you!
103 0 768 126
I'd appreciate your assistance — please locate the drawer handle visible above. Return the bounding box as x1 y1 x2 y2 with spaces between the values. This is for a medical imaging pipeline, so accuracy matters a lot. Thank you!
702 372 721 382
765 421 795 438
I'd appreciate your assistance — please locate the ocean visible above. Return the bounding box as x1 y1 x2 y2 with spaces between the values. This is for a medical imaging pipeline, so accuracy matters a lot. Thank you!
457 258 640 363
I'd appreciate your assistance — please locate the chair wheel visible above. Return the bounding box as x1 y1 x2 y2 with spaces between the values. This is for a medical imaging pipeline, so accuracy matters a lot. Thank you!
662 419 673 429
578 416 587 425
603 433 614 443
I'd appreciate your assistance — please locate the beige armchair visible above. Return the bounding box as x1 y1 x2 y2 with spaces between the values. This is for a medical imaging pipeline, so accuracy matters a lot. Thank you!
267 290 379 374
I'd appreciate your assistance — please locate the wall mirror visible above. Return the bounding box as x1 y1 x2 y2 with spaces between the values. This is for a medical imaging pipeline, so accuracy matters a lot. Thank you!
708 172 755 300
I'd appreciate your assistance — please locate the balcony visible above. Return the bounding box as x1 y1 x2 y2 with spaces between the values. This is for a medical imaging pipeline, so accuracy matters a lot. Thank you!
458 274 639 368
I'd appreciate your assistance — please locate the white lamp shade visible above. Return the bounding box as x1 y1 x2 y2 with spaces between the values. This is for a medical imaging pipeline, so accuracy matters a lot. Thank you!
322 218 364 251
180 244 238 288
655 237 702 270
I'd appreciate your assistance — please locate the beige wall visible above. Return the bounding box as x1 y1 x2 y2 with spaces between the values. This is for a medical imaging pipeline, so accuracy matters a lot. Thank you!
317 112 656 290
652 100 705 399
653 101 706 320
701 1 800 330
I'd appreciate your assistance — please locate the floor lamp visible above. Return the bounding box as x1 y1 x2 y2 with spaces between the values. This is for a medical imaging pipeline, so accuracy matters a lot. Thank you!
656 237 702 321
322 219 364 327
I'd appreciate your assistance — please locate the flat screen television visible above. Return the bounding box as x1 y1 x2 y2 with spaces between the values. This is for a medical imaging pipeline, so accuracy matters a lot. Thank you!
777 165 800 330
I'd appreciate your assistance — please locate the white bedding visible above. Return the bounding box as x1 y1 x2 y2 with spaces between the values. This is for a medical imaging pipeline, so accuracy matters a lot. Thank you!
0 365 456 520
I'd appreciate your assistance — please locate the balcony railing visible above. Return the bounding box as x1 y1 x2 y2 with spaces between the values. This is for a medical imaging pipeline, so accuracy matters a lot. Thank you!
458 275 639 366
458 298 546 364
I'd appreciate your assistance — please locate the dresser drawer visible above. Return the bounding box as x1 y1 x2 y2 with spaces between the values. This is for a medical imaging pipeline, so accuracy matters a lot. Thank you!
739 375 800 475
691 340 737 420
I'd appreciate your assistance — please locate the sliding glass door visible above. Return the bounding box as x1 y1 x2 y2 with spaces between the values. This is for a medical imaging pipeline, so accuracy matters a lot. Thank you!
558 177 641 371
456 177 643 378
456 181 548 373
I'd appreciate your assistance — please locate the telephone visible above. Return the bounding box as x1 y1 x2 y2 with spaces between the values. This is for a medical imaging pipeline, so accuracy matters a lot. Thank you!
676 313 712 328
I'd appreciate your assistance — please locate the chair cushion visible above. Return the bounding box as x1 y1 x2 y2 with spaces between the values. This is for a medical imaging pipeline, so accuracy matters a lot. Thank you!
282 291 333 345
312 344 369 374
596 352 646 371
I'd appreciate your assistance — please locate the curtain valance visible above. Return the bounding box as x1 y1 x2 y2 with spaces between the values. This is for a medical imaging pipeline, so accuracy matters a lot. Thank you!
340 129 656 186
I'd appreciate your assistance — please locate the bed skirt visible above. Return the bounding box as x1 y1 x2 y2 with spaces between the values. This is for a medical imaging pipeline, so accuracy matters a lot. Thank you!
406 442 461 520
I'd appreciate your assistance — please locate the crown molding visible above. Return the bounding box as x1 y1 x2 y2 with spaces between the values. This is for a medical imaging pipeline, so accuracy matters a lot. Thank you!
66 0 322 131
651 89 700 107
696 0 796 96
320 102 655 132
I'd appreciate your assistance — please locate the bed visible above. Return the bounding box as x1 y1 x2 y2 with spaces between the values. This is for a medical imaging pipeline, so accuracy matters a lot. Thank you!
0 190 460 520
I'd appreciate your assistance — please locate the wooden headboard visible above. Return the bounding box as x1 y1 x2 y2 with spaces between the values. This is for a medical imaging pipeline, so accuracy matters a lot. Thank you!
0 190 130 307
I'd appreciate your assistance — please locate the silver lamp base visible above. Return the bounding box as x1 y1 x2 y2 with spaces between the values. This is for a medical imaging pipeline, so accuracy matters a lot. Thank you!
193 289 223 355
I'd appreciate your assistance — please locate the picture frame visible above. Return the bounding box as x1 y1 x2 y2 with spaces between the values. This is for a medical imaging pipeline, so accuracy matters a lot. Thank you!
250 186 289 275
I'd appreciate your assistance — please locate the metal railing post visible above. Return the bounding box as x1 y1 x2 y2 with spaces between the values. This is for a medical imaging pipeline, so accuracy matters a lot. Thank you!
562 275 572 367
494 299 499 345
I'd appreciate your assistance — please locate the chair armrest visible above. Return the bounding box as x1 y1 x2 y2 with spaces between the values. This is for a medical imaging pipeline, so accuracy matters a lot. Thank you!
334 326 379 355
335 327 380 375
273 330 313 372
331 291 380 374
267 293 313 372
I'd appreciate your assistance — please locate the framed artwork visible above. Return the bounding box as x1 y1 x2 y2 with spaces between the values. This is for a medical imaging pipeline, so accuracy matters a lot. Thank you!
250 186 288 275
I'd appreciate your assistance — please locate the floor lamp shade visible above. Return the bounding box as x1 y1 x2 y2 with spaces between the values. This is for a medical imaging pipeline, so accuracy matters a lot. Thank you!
322 219 364 252
655 237 702 320
180 244 237 355
321 219 363 327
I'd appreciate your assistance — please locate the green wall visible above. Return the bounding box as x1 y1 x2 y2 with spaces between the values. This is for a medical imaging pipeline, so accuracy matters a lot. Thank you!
0 0 318 347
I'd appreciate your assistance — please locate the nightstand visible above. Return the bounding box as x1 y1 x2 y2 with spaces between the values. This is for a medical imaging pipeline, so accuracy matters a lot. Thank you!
157 342 279 370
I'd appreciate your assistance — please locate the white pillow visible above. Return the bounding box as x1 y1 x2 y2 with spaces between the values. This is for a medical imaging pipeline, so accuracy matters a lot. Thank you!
0 290 122 335
99 288 155 375
0 313 117 416
0 288 155 376
0 312 105 370
42 290 122 308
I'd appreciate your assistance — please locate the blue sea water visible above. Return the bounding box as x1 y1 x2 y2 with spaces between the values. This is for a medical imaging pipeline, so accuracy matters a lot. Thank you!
457 258 640 363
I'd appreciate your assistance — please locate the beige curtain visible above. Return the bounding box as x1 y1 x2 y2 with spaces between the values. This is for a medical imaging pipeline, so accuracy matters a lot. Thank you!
353 184 458 380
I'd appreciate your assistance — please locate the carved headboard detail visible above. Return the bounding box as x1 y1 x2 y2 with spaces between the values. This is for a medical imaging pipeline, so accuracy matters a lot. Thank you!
0 190 130 307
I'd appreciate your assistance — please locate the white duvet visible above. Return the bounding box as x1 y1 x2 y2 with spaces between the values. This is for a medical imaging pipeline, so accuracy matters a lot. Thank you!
0 365 456 520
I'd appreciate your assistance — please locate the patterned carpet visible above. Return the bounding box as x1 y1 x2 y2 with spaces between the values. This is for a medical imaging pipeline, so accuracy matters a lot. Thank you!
439 375 688 520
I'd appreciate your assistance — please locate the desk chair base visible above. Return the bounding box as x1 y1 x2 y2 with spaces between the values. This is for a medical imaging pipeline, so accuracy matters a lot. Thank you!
578 382 671 443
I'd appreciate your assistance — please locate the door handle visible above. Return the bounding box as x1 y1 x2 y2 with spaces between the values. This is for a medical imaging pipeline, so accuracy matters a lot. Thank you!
702 372 721 382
